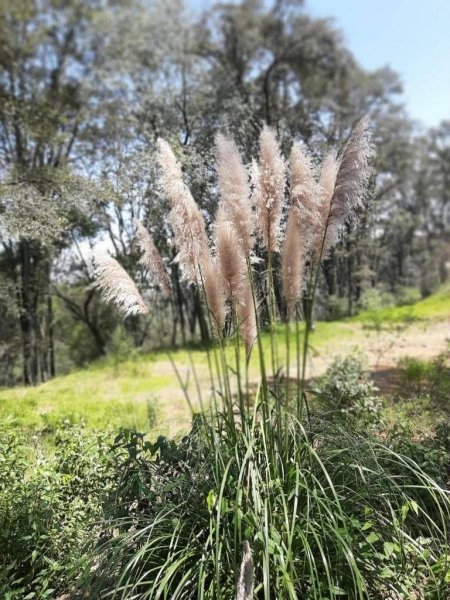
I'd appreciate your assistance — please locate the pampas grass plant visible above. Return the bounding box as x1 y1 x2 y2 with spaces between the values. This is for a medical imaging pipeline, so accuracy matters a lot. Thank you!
86 119 450 599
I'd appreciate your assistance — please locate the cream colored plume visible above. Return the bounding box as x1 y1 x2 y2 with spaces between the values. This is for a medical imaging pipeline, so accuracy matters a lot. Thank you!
312 151 340 263
280 143 319 311
157 138 210 284
236 279 257 356
215 133 254 255
319 117 373 261
215 211 256 354
282 207 305 316
290 142 321 241
255 126 286 252
215 213 247 305
134 219 171 297
236 541 254 600
202 257 227 335
91 250 148 317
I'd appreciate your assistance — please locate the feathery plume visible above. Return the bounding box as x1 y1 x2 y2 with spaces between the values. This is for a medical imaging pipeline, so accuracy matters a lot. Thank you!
91 250 148 317
290 142 321 242
134 219 171 297
236 279 257 356
255 126 286 252
215 211 256 354
215 213 247 305
215 133 254 255
157 138 210 284
282 207 305 316
202 257 227 335
236 541 254 600
319 117 373 260
312 151 340 263
280 143 318 312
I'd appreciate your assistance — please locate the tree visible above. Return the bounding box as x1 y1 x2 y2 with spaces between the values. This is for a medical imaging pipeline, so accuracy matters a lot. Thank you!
0 0 105 383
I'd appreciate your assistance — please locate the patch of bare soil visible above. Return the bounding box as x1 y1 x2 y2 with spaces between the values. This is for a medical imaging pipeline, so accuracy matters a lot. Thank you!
305 319 450 380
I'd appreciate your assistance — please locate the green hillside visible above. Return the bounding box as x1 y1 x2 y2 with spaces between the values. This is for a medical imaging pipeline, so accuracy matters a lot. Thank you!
1 286 448 435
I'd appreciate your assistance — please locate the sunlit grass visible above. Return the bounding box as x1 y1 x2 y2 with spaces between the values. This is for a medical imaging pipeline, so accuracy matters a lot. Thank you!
351 284 450 324
1 285 448 435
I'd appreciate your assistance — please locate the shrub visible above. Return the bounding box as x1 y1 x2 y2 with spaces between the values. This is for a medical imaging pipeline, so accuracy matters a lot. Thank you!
0 423 114 599
396 286 421 307
311 356 382 426
357 286 395 312
326 294 349 320
387 422 450 487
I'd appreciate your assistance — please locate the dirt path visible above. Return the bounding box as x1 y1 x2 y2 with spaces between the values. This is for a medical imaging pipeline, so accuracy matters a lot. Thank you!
305 319 450 378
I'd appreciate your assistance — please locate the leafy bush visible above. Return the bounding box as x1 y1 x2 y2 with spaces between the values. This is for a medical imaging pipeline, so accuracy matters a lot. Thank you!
396 286 422 307
82 414 450 599
387 422 450 487
325 294 349 320
357 286 395 312
312 356 382 425
0 423 114 599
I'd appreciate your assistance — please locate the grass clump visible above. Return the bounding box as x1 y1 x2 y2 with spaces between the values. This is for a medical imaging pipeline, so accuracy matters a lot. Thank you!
398 355 450 403
1 414 449 599
81 413 450 599
78 121 450 599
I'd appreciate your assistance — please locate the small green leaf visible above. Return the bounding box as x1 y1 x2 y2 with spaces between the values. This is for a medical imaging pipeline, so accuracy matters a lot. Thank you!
410 500 419 515
366 532 380 545
384 542 396 557
206 490 216 512
380 566 395 578
401 503 409 521
331 585 348 595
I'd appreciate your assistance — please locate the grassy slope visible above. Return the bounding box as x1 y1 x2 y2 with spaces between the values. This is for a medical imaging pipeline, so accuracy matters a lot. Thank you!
351 284 450 323
1 286 448 435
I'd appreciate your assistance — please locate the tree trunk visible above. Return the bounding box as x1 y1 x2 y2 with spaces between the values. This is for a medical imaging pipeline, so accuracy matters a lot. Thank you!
173 265 186 345
19 239 39 385
48 294 55 377
193 287 210 345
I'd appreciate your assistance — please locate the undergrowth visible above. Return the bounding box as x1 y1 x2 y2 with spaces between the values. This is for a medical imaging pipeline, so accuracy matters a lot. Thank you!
81 412 450 599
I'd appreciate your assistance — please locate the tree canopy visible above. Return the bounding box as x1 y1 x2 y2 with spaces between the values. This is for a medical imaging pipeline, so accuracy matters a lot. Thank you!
0 0 448 385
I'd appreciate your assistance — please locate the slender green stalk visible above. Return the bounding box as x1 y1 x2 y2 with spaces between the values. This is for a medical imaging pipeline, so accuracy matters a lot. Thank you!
232 311 246 427
167 350 194 415
284 318 291 410
267 249 284 447
247 256 269 424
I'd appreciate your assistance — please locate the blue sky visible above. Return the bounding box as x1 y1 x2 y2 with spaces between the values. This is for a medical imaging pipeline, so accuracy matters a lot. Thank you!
189 0 450 128
307 0 450 127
